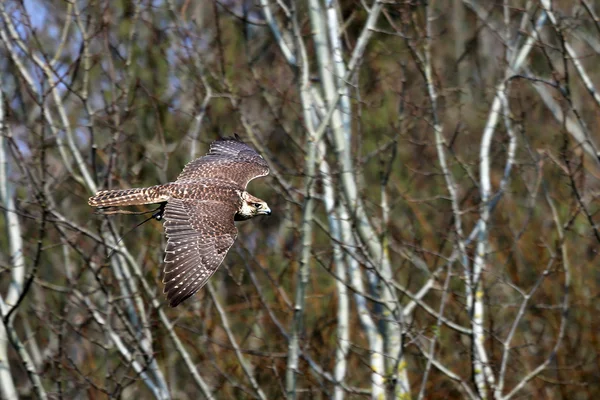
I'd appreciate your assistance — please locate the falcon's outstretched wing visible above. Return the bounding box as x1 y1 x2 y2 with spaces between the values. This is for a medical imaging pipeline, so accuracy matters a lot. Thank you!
176 135 269 189
162 198 238 307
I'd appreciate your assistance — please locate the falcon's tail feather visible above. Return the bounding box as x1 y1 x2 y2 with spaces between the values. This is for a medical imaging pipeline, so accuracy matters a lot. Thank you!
88 185 169 207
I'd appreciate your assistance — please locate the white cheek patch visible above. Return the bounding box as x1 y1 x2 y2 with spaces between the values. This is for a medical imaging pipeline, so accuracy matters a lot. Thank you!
240 201 255 217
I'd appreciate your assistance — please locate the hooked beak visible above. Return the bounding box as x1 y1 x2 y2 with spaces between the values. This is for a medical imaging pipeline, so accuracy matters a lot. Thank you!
260 206 272 216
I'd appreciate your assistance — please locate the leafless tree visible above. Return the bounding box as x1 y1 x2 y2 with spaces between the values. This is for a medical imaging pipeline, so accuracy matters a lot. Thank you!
0 1 598 399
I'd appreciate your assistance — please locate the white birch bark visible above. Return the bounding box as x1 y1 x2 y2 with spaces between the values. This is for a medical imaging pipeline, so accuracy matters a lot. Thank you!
318 150 349 400
285 4 319 397
306 0 409 396
0 69 20 400
473 8 549 399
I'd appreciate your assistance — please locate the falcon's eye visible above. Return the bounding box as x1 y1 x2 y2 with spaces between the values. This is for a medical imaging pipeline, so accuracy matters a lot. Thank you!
254 203 262 209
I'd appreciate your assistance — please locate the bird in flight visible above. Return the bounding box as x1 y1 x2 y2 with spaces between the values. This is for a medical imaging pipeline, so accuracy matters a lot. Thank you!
88 135 271 307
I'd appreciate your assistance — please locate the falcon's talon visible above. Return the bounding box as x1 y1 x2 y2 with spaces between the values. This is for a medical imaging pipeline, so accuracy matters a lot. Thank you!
88 135 270 307
153 202 167 221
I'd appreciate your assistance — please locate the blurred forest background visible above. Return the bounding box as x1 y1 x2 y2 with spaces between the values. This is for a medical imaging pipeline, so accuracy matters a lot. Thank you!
0 0 599 399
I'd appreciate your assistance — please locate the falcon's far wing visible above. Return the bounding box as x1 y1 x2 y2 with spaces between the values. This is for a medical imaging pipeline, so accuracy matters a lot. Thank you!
162 198 238 307
176 135 269 189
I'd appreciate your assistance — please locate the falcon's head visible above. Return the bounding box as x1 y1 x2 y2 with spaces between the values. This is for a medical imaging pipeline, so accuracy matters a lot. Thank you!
237 191 271 220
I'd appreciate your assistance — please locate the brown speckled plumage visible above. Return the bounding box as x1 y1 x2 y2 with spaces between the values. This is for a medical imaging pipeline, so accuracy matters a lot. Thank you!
88 135 271 307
